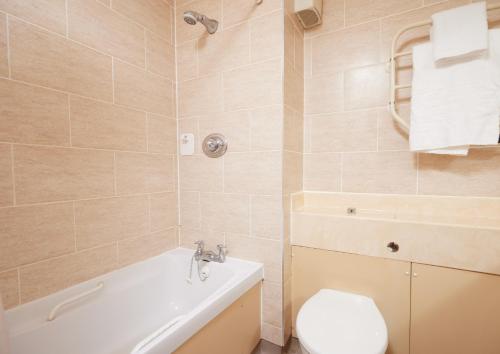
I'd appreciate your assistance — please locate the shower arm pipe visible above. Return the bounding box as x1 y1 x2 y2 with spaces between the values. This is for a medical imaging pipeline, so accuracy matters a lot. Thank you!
256 0 263 4
389 2 500 133
47 282 104 321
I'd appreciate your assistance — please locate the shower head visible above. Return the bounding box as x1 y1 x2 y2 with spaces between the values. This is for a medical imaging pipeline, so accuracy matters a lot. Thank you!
183 10 218 34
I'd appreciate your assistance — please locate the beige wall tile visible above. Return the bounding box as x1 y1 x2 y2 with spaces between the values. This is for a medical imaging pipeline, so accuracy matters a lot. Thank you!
303 38 312 78
304 71 343 114
311 21 380 75
10 19 113 101
263 280 282 327
0 79 69 146
68 0 145 67
179 155 224 192
284 107 303 153
284 59 304 113
250 105 283 151
180 191 201 229
377 108 409 151
150 192 177 232
200 193 250 234
309 110 377 152
419 148 500 197
345 0 420 26
294 26 304 73
70 96 147 151
304 0 345 37
223 59 282 111
146 31 175 80
19 244 117 303
115 152 174 194
112 0 173 42
284 15 295 66
344 64 389 110
0 14 7 78
178 74 223 117
14 145 114 204
222 0 282 28
250 11 283 62
198 23 250 75
177 41 198 82
118 229 177 267
225 234 282 283
180 227 224 251
303 152 341 192
114 60 174 116
147 114 176 154
0 0 66 35
0 144 12 207
262 322 283 346
0 202 74 271
97 0 111 6
251 195 282 239
0 270 18 309
342 151 417 194
75 195 149 250
198 112 250 152
283 151 303 194
175 0 221 44
224 152 282 195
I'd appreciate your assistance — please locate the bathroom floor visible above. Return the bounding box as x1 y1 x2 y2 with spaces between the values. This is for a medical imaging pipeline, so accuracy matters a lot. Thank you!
253 338 302 354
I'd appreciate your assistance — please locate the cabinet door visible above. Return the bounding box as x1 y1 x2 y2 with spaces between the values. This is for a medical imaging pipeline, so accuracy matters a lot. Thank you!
292 246 411 354
411 264 500 354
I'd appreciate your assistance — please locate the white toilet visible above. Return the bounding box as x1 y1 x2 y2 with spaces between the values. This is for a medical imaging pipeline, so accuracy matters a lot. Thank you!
296 289 388 354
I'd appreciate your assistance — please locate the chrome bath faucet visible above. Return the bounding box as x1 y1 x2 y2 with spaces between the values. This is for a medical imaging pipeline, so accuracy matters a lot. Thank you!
194 240 227 263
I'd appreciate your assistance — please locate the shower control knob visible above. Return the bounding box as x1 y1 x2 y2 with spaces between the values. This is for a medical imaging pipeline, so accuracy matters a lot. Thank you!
202 133 227 158
386 241 399 253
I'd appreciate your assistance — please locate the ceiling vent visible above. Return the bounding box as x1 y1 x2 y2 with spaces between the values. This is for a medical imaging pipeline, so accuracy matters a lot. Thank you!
295 0 323 29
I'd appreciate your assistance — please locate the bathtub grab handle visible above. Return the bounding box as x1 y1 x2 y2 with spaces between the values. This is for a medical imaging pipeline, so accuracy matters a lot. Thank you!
47 282 104 321
131 315 185 354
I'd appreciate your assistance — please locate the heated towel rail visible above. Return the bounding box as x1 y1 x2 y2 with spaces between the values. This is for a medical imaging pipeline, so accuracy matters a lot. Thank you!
389 3 500 133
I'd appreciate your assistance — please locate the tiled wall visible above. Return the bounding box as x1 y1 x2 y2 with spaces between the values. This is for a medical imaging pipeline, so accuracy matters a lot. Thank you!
0 0 177 309
303 0 500 197
283 0 304 344
175 0 288 345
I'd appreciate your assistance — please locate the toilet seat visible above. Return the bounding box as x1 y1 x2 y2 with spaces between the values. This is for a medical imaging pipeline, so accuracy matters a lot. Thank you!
296 289 388 354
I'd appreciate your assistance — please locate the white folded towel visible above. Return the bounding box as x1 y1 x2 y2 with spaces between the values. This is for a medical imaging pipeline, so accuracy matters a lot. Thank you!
431 2 489 64
410 30 500 155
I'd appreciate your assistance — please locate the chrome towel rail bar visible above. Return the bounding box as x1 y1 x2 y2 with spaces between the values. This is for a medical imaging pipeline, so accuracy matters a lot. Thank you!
389 3 500 133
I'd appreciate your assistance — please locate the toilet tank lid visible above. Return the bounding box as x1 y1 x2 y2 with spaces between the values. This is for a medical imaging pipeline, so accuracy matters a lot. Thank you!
296 289 388 354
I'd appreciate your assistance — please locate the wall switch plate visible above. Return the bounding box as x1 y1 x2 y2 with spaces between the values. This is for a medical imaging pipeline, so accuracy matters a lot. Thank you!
180 133 194 155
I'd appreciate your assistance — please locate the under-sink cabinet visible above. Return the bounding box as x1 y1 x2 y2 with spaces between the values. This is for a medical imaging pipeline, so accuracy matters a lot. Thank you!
291 246 500 354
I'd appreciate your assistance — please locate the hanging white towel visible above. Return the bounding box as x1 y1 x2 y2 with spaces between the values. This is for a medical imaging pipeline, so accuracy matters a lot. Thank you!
431 2 489 64
409 30 500 155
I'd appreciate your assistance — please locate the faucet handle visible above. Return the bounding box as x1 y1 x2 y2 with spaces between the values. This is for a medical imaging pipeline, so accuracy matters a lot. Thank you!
194 240 204 252
216 244 227 260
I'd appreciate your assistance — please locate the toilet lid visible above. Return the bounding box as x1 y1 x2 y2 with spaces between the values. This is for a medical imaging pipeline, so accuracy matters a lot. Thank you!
296 289 388 354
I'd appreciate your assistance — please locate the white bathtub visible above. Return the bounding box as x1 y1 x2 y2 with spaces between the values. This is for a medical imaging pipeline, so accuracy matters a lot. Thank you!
5 248 263 354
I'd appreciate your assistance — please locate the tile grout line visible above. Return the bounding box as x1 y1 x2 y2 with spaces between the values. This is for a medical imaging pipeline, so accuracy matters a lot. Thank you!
5 12 173 81
1 76 176 119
